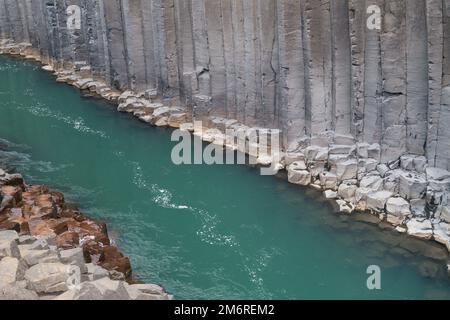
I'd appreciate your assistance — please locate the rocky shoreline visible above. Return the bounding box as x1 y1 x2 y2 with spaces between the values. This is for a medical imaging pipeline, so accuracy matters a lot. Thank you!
1 40 450 279
0 166 173 300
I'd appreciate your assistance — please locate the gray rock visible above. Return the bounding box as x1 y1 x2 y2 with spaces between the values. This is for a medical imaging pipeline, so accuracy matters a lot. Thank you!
426 167 450 181
59 248 87 273
334 159 358 181
406 218 433 240
324 190 338 199
319 172 338 190
0 284 39 300
386 197 411 217
367 191 393 212
0 257 26 286
125 283 172 300
85 263 109 281
25 263 70 294
377 164 390 178
72 278 130 300
360 175 383 191
0 232 20 259
287 164 311 186
338 183 357 202
21 249 52 267
399 172 427 200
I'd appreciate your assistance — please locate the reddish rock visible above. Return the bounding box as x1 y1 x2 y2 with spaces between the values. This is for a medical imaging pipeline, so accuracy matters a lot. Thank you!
0 220 21 233
28 219 57 239
56 231 80 249
1 186 22 203
49 220 69 235
50 192 65 206
100 246 132 279
82 240 104 264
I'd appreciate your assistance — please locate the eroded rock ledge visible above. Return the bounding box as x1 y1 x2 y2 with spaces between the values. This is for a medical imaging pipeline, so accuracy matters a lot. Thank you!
0 167 173 300
1 40 450 276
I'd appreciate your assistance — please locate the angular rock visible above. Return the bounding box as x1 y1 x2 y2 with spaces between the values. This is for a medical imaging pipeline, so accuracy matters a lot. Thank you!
0 231 20 259
338 183 357 202
334 159 358 181
59 248 87 273
0 284 39 300
360 175 383 191
406 218 433 240
399 172 427 200
0 257 26 286
25 263 70 294
287 163 311 186
386 197 411 217
319 172 338 190
324 190 338 199
367 191 393 212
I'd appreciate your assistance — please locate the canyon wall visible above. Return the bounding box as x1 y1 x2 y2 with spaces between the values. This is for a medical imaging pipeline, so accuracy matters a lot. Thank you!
1 0 450 170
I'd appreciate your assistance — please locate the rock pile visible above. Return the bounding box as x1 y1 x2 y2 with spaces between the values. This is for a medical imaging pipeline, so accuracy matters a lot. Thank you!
0 169 172 300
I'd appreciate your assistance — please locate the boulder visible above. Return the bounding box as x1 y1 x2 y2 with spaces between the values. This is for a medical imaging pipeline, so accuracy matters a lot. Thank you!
355 187 372 202
432 222 450 251
25 263 70 294
399 172 427 200
1 186 22 203
406 218 433 240
0 257 26 286
377 164 390 177
336 200 354 214
324 190 337 199
0 231 20 259
59 248 87 273
426 167 450 181
367 191 393 212
0 284 39 300
70 278 130 300
386 197 411 217
287 164 311 186
410 199 426 217
21 249 52 267
99 246 132 279
441 206 450 223
125 283 172 300
85 263 109 281
358 159 379 175
319 172 338 190
338 183 357 202
308 161 326 178
359 175 383 191
334 159 358 181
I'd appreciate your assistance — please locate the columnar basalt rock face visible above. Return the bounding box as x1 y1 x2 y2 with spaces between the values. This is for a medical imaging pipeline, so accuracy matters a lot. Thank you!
0 1 446 165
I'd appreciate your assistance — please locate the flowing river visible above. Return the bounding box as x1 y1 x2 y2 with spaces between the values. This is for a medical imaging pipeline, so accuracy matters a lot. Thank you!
1 55 450 299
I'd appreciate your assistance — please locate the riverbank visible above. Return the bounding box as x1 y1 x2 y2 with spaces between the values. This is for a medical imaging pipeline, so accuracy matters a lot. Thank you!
1 39 450 283
0 165 173 300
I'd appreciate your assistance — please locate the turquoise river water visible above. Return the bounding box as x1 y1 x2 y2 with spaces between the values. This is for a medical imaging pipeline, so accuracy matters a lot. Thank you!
1 55 450 299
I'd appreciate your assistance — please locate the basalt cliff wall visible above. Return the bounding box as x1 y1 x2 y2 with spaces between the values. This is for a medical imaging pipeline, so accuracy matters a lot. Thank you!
1 0 450 169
